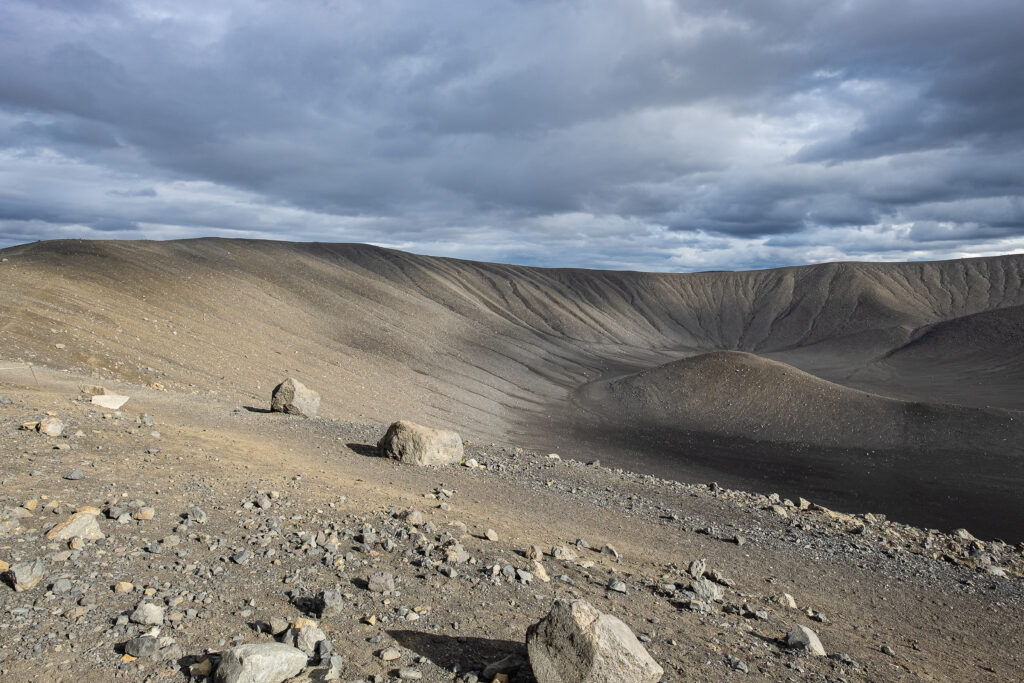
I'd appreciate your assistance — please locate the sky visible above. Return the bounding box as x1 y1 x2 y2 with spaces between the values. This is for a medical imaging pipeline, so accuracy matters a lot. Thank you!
1 0 1023 272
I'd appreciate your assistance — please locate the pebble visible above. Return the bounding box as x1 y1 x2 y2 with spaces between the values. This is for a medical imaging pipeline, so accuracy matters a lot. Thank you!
63 470 85 480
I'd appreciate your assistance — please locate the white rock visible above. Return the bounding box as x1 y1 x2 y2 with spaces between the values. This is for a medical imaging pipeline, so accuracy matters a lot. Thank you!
270 378 320 418
130 602 165 626
786 624 826 656
92 394 130 409
215 643 308 683
377 420 464 466
527 599 663 683
46 512 104 541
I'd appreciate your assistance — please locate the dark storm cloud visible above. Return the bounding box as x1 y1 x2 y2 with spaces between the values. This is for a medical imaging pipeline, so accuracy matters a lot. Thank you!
0 0 1022 269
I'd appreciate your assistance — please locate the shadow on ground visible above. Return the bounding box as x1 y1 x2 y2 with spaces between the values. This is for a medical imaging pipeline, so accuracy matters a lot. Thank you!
388 630 533 680
242 405 273 414
346 443 381 458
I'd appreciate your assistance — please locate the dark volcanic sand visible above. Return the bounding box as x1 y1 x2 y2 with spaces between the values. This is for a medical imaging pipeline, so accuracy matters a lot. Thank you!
514 359 1024 543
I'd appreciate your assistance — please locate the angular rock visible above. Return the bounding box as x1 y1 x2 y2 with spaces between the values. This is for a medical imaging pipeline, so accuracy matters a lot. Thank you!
215 643 308 683
37 417 64 437
527 599 663 683
690 577 724 603
130 602 165 625
63 469 85 480
377 420 464 466
367 571 395 593
188 506 208 524
319 589 345 617
124 636 161 660
92 394 130 410
46 511 104 541
270 378 320 418
7 558 45 591
786 624 826 656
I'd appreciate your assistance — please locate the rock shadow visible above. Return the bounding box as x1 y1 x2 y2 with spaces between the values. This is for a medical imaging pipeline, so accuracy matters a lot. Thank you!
346 443 381 458
242 405 274 414
388 630 532 680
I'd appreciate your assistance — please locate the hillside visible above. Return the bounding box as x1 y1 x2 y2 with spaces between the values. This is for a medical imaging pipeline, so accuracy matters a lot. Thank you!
2 238 1024 538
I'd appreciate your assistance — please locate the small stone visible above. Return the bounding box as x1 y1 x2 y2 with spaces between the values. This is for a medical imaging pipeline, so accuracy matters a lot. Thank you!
786 624 826 656
690 577 724 603
485 529 499 542
600 544 620 559
881 644 895 656
607 578 627 593
688 559 707 579
551 545 576 561
215 643 307 683
232 549 251 565
124 635 161 660
92 394 130 409
379 647 402 661
398 668 422 680
401 509 424 526
188 506 208 524
367 571 395 593
7 558 46 591
130 602 165 625
728 655 749 673
319 589 345 617
780 593 797 609
38 418 64 437
46 511 105 541
133 507 156 521
63 469 85 480
114 581 134 593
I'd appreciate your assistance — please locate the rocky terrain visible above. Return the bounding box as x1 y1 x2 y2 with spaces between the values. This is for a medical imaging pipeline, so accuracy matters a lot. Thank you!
1 365 1022 681
2 239 1024 681
2 239 1023 539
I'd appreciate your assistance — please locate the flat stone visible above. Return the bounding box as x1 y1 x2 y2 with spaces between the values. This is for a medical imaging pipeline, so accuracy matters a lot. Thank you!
7 558 46 591
124 636 161 660
786 624 826 656
46 512 104 541
215 643 307 683
130 602 165 625
92 394 130 409
38 417 64 437
367 571 395 593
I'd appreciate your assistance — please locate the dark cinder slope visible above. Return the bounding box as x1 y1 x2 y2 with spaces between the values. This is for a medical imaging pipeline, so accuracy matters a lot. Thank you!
585 350 1021 452
840 304 1024 410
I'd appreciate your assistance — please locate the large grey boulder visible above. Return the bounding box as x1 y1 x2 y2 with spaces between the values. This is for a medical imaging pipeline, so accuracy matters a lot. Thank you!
215 643 308 683
526 599 663 683
270 378 320 418
786 624 826 656
377 420 464 466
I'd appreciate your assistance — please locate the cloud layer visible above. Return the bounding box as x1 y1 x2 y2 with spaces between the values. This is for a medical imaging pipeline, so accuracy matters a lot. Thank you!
1 0 1023 271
